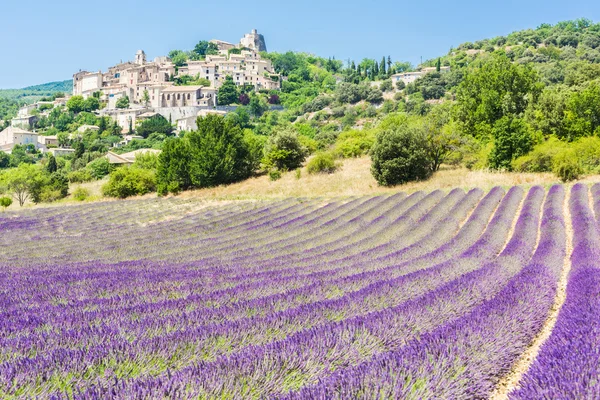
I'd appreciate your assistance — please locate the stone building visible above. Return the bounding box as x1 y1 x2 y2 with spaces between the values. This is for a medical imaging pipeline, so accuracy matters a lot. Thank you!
240 29 267 52
0 127 40 153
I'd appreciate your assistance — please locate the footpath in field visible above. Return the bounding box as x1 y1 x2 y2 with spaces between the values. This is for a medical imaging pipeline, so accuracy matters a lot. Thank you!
0 185 598 399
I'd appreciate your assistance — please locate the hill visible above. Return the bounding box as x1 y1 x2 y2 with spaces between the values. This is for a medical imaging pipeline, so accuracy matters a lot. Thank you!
0 79 72 103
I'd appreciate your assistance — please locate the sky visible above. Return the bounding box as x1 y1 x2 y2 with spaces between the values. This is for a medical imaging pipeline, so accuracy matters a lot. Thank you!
1 0 599 88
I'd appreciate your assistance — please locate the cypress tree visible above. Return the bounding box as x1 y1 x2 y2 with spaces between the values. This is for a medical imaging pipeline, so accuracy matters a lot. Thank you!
373 61 379 77
381 57 387 76
436 58 441 72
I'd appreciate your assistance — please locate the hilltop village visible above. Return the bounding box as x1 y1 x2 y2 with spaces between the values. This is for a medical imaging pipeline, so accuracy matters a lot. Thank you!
2 29 280 152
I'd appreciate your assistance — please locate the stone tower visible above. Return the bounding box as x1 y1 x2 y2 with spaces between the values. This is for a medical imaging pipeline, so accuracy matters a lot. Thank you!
135 50 146 65
240 29 267 52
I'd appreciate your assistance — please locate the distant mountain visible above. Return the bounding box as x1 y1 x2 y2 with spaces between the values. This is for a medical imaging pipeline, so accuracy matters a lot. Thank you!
0 79 72 103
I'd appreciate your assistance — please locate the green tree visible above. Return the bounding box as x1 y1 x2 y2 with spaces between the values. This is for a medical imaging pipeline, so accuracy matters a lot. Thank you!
380 57 387 76
262 128 307 171
157 138 193 194
83 97 100 112
142 90 150 107
136 115 173 138
157 115 252 194
46 154 57 173
249 95 268 117
3 164 44 206
169 50 188 67
218 76 239 105
488 117 534 170
0 152 9 169
67 95 85 113
371 124 432 186
116 96 130 109
454 53 542 138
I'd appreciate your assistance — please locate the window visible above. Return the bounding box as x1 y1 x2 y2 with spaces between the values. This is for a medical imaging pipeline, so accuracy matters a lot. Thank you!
167 94 170 100
187 94 190 100
177 94 180 100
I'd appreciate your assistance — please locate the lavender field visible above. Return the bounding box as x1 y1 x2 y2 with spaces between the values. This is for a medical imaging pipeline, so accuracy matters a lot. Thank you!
1 184 599 399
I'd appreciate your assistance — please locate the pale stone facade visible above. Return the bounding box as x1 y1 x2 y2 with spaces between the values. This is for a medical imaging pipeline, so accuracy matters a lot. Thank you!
0 127 40 153
391 66 451 85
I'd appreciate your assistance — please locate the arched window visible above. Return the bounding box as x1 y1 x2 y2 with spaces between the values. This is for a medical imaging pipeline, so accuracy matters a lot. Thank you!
167 94 170 100
187 93 191 100
177 94 180 100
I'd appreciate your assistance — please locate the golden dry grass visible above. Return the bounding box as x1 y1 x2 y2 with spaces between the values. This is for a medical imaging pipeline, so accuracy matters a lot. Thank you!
180 157 564 200
16 156 600 210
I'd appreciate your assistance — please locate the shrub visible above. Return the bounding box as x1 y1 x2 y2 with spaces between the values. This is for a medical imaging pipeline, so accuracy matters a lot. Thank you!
263 128 307 171
73 187 90 201
553 155 582 182
87 157 112 179
333 129 376 158
102 167 156 199
371 125 432 186
0 196 12 210
396 80 406 90
380 79 393 92
307 152 339 174
269 169 282 181
512 137 567 172
68 169 94 183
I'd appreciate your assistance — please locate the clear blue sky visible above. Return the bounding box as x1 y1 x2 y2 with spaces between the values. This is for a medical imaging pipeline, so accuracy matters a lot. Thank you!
1 0 599 88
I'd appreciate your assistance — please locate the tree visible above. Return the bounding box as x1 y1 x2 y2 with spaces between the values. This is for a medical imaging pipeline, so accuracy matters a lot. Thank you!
116 96 130 109
74 141 85 159
0 152 9 169
249 95 268 117
192 41 218 59
67 96 85 113
263 128 307 171
169 50 188 67
436 58 442 72
239 93 250 105
422 104 464 171
137 115 173 138
142 90 150 107
396 80 406 90
3 164 44 206
83 97 100 112
380 57 387 76
454 54 542 138
46 154 58 173
488 117 534 170
156 138 193 195
157 115 252 194
371 124 432 186
218 76 239 105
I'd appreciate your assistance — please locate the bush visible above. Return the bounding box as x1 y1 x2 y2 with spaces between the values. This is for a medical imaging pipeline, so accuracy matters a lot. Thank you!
68 169 94 183
396 80 406 90
307 152 340 174
553 152 582 182
87 157 112 179
512 137 567 172
263 128 307 171
269 169 282 181
371 125 432 186
0 196 12 210
73 187 90 201
333 129 376 158
102 167 156 198
380 79 393 92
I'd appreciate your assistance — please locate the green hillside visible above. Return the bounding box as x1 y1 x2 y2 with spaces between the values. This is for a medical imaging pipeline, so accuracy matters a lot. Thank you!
0 79 72 103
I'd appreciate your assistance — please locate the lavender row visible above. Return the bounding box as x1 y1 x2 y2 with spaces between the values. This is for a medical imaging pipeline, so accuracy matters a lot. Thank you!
511 183 600 399
287 185 564 399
